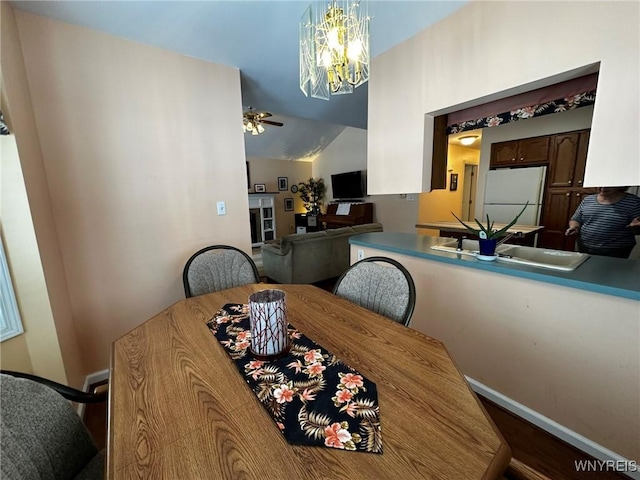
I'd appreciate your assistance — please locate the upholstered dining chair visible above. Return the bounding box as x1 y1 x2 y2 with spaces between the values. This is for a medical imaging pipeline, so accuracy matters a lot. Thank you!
183 244 260 298
332 256 416 326
0 371 106 480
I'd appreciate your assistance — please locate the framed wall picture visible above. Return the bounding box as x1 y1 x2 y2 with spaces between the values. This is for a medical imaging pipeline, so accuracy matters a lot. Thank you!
449 173 458 191
254 184 266 193
278 177 288 191
284 197 294 211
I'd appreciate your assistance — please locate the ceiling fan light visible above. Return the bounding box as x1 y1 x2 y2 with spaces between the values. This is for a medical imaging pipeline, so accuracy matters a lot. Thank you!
242 107 282 135
459 135 479 146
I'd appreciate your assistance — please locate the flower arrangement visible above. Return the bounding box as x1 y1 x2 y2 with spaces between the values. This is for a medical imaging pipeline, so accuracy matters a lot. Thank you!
451 202 529 240
297 177 326 215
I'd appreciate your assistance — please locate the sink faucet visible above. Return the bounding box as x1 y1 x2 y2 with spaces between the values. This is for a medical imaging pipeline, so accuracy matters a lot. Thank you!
496 231 524 248
457 236 466 251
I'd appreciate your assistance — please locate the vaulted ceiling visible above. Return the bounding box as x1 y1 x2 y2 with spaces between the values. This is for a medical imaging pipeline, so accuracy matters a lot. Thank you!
11 1 468 159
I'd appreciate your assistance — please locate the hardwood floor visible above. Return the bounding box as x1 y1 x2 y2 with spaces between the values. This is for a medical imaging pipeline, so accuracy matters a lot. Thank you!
482 397 628 480
84 382 108 451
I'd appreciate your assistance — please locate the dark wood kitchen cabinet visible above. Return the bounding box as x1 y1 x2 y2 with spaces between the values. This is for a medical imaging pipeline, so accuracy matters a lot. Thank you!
538 129 596 250
547 131 591 188
490 136 550 168
538 189 584 251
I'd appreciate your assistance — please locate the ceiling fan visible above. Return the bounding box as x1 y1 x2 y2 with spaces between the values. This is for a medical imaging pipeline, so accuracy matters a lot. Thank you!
242 107 283 135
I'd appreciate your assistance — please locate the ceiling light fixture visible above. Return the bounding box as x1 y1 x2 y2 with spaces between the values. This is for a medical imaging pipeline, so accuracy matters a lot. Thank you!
242 107 282 135
459 135 479 146
300 0 370 101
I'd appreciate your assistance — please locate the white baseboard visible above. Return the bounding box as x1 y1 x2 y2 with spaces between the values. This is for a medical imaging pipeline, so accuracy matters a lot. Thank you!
77 369 110 418
467 377 640 480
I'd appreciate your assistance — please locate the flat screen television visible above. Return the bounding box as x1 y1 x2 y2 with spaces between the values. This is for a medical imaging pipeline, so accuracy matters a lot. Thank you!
331 170 365 200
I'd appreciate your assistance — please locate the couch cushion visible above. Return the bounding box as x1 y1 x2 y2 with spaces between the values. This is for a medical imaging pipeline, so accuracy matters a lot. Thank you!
325 227 353 236
352 223 383 233
282 231 327 243
277 231 328 256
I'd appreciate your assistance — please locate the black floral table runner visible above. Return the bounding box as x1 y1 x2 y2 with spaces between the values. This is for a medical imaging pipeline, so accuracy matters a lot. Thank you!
206 304 382 453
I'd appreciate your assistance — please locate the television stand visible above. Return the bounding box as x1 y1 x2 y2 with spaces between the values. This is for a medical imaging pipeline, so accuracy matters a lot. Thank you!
318 202 373 229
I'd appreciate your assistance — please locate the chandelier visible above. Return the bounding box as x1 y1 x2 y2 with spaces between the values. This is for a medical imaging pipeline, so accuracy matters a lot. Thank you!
300 0 370 101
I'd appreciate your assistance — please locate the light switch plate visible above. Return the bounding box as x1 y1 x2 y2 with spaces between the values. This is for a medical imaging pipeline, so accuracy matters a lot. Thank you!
216 201 226 215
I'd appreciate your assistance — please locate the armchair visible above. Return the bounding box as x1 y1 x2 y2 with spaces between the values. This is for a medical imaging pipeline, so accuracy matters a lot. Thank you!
0 371 106 479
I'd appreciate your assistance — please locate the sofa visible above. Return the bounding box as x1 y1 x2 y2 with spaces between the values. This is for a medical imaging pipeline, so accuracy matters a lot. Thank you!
261 223 383 284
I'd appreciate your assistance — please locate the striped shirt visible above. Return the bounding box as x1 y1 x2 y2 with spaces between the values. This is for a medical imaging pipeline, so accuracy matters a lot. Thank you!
571 193 640 249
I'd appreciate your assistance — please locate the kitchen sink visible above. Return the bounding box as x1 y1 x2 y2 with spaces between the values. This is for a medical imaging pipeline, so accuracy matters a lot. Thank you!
431 240 590 271
430 239 480 256
495 245 590 271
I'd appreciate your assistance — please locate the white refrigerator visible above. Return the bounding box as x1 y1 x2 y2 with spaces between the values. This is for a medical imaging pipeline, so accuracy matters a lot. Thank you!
482 166 546 225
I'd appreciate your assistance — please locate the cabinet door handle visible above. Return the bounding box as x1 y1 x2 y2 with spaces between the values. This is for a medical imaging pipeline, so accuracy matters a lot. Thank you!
576 193 581 197
568 180 572 184
566 192 570 197
511 157 516 162
578 180 583 184
519 157 524 161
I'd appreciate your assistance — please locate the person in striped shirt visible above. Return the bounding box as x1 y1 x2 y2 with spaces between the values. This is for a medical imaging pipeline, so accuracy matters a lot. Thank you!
566 187 640 258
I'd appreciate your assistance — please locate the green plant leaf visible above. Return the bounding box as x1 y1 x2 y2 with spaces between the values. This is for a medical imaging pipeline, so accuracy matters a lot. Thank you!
451 211 482 236
452 202 529 239
474 218 487 233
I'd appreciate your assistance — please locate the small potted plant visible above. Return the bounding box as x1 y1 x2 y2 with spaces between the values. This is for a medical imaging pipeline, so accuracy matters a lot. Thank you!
451 202 529 258
297 177 326 216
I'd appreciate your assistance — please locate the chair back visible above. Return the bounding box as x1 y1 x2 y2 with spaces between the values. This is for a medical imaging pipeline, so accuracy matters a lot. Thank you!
0 374 103 479
183 245 260 297
333 256 416 326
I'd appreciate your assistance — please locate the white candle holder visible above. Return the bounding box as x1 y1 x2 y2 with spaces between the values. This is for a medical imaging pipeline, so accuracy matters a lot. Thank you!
248 289 289 360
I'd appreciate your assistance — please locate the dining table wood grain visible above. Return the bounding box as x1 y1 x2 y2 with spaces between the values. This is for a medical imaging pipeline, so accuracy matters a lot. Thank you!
108 284 511 479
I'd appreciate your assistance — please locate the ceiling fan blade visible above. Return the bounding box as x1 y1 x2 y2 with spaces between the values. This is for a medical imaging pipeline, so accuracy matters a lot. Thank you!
258 112 272 118
260 120 283 127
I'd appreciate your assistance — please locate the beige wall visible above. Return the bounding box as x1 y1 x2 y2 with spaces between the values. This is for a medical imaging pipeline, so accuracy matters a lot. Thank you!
352 245 640 461
246 157 312 237
312 127 419 233
5 9 250 374
368 1 639 194
1 3 80 386
0 134 65 381
417 144 480 236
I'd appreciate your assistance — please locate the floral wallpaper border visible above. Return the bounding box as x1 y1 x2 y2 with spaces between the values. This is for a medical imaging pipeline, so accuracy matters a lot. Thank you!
447 90 596 135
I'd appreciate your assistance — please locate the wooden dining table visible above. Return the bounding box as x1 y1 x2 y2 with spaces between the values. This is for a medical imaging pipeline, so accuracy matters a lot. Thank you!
108 284 511 479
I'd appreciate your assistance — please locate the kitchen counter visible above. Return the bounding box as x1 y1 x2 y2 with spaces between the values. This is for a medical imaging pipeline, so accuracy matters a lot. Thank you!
415 221 544 236
348 232 640 460
350 232 640 300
